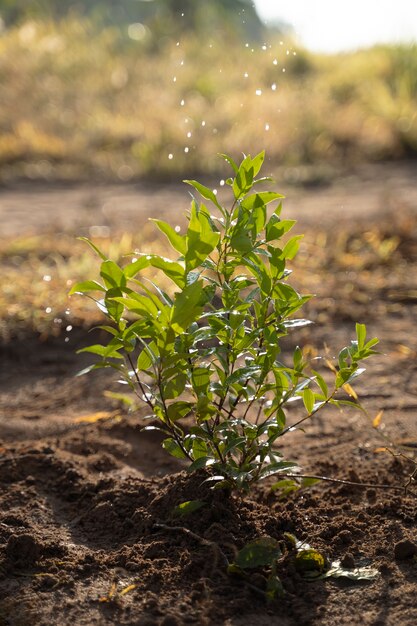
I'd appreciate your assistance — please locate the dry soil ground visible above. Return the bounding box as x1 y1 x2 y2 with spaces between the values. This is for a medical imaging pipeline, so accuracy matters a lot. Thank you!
1 162 417 625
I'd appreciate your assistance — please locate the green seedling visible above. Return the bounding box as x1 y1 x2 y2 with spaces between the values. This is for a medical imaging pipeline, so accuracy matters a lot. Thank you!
70 151 378 491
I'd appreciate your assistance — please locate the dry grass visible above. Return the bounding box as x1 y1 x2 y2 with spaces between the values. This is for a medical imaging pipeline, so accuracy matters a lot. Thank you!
1 208 415 340
0 17 416 182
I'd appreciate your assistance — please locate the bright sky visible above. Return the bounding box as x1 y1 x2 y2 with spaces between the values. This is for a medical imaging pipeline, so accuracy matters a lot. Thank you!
254 0 417 53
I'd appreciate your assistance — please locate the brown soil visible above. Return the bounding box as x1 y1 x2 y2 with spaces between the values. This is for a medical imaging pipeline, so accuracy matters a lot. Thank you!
1 163 417 625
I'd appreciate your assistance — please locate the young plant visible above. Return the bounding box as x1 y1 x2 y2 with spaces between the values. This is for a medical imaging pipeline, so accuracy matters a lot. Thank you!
70 151 378 491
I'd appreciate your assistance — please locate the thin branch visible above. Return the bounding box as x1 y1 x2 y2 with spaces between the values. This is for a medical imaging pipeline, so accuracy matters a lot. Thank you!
278 472 416 494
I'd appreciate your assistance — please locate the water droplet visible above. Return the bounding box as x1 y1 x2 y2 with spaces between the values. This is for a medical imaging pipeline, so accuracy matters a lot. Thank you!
262 45 267 51
168 153 173 160
213 189 218 195
187 131 192 138
286 50 290 55
175 225 181 233
54 318 62 325
64 337 70 343
176 41 180 46
243 72 249 78
184 147 189 153
180 99 185 106
127 23 147 42
180 60 184 66
265 123 270 131
255 89 262 96
66 325 73 332
173 76 177 82
245 43 249 48
271 83 277 91
43 274 52 282
219 179 225 186
45 307 52 314
273 59 278 65
282 68 286 73
293 51 297 56
201 120 206 127
65 308 71 315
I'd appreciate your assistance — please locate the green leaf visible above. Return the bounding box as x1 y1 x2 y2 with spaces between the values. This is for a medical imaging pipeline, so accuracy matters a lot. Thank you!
166 401 193 422
187 456 216 472
123 256 150 278
356 322 366 349
78 237 108 260
265 214 296 242
148 255 185 288
184 180 222 210
151 219 187 255
219 153 238 173
295 549 327 575
162 438 187 459
172 500 206 518
302 388 315 414
270 478 300 496
282 235 303 260
235 537 281 569
250 150 266 177
266 574 285 600
170 280 207 333
100 260 126 289
185 201 220 271
164 371 187 399
68 280 105 295
191 367 211 396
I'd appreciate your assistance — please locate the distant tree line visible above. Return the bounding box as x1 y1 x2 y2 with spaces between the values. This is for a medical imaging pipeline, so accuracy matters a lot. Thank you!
0 0 267 40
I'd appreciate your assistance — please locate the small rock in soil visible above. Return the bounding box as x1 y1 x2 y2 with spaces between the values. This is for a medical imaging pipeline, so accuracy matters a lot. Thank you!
394 539 417 560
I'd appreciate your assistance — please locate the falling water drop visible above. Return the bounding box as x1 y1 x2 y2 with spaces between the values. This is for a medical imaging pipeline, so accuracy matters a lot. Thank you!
255 89 262 96
265 123 270 131
43 274 52 282
184 147 189 153
271 83 277 91
201 120 206 127
180 99 185 106
168 153 173 160
273 59 278 65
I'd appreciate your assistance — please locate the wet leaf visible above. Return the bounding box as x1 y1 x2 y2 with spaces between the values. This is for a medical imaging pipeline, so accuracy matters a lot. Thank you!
235 537 282 569
295 549 327 575
323 561 379 581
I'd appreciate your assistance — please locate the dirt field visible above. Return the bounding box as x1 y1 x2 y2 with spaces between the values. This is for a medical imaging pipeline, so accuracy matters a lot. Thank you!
1 162 417 625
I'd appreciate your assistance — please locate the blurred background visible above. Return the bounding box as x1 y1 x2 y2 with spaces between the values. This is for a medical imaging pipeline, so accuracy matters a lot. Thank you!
0 0 416 183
